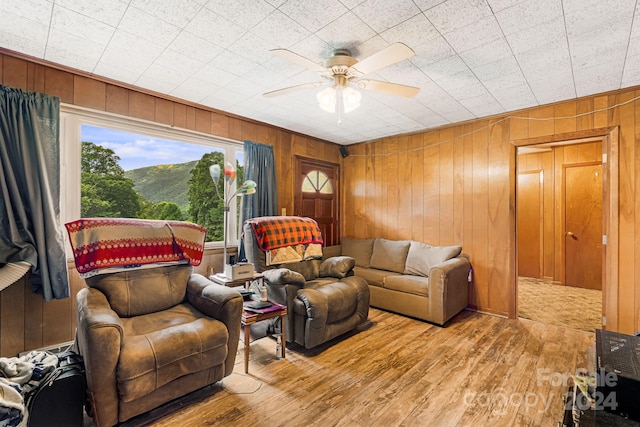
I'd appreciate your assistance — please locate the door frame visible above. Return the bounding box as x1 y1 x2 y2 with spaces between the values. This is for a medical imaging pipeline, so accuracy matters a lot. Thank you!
294 156 341 245
510 127 619 329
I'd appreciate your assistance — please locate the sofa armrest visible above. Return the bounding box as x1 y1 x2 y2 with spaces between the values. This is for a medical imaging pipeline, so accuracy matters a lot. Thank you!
319 256 355 278
262 268 306 286
295 288 329 349
428 256 471 325
76 287 123 427
186 274 243 376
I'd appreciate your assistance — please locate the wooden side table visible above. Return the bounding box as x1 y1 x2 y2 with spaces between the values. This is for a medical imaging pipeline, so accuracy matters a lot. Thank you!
241 303 287 374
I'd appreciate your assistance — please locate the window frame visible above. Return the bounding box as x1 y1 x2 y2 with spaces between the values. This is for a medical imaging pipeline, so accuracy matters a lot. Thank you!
60 104 243 256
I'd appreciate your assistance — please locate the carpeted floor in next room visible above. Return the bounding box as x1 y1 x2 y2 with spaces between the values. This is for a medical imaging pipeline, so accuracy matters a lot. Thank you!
518 276 601 332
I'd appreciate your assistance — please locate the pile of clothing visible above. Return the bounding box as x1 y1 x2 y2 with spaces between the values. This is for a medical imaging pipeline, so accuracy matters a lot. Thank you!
0 351 58 427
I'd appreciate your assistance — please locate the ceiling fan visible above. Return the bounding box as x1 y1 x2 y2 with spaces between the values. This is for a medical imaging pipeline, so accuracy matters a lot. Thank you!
263 42 420 119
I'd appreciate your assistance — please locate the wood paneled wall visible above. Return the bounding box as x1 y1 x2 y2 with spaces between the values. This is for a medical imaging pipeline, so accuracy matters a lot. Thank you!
518 142 602 282
344 89 640 334
0 51 342 356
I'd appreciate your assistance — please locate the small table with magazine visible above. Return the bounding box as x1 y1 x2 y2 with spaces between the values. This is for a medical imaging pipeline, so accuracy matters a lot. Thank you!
241 301 287 374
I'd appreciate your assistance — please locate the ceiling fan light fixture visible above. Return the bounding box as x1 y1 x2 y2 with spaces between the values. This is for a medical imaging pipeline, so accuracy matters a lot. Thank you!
317 86 336 113
342 86 361 113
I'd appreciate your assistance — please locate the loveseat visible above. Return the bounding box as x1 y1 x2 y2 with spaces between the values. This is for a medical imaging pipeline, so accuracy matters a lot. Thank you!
325 237 470 326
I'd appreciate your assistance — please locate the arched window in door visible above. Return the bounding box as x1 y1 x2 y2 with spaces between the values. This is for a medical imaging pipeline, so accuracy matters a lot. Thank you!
302 170 333 194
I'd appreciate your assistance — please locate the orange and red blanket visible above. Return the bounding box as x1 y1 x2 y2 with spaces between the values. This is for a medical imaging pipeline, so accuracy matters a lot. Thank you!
65 218 206 277
246 216 324 251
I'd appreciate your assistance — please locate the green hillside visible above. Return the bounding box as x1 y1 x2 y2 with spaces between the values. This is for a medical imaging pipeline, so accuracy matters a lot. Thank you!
125 160 198 212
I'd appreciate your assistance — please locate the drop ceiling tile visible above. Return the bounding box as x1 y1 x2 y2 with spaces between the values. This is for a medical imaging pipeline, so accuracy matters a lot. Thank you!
411 36 456 68
204 0 275 29
447 81 488 100
505 16 566 54
229 32 274 64
45 28 104 72
491 83 537 111
352 0 421 33
622 59 640 87
574 63 623 96
224 78 263 97
93 62 142 85
289 35 333 64
459 37 513 68
413 0 447 11
136 68 185 94
459 93 504 116
380 13 440 47
118 7 180 46
279 0 348 33
186 8 247 48
495 0 562 36
316 11 376 50
0 11 48 57
472 56 520 81
444 16 503 53
528 78 576 104
436 69 479 93
193 63 238 86
515 40 571 80
626 37 640 58
353 35 392 60
168 32 224 63
130 0 202 28
265 0 287 8
631 1 640 39
153 49 206 76
440 108 475 123
210 50 258 76
421 55 470 81
253 10 310 47
486 0 526 13
2 0 52 25
425 0 493 34
564 0 635 36
99 30 165 76
50 6 114 45
482 70 527 92
53 0 127 27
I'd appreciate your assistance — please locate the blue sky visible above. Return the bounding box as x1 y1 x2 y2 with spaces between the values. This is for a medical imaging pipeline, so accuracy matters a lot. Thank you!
81 124 224 171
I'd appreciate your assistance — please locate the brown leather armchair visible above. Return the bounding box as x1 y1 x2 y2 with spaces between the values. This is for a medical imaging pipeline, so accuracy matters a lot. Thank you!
76 264 242 427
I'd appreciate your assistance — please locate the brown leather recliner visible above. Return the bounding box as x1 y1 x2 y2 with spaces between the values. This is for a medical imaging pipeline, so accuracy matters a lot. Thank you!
243 221 370 349
76 265 243 427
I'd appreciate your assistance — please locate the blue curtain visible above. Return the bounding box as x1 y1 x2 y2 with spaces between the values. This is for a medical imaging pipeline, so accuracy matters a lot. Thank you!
238 141 277 261
241 140 278 221
0 85 69 301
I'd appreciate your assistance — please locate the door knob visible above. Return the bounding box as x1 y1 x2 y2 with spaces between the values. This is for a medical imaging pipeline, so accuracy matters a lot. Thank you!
566 231 577 240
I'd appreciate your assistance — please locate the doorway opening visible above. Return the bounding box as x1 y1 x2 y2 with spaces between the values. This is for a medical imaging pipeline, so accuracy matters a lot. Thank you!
516 138 604 332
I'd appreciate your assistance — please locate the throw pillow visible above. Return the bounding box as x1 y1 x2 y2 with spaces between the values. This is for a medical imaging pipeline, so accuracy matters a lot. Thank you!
341 237 375 268
404 242 462 277
369 238 411 273
319 256 355 278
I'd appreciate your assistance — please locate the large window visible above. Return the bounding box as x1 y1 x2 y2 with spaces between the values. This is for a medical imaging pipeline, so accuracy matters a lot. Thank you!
60 105 243 249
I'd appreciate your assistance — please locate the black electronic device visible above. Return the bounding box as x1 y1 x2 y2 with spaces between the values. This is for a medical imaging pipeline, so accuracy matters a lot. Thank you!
595 329 640 421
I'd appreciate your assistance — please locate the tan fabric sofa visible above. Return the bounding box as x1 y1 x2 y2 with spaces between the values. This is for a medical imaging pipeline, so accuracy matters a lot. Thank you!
325 237 471 326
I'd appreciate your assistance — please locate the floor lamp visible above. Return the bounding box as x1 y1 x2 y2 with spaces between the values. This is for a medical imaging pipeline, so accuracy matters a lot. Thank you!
209 162 256 278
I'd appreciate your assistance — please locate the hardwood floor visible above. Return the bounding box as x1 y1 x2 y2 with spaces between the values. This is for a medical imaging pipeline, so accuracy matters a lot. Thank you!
116 308 593 427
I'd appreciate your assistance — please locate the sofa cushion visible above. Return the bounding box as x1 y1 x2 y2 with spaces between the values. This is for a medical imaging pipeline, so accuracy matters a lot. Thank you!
354 267 402 287
404 242 462 277
341 237 375 268
369 238 411 273
285 260 320 281
319 256 355 278
85 265 191 317
118 304 229 402
384 275 430 297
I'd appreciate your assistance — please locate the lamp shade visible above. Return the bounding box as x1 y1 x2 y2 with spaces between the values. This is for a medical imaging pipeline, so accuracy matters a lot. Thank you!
342 87 361 113
209 164 220 185
317 87 336 113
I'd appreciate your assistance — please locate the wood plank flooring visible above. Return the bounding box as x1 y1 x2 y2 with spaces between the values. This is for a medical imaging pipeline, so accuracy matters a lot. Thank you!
115 308 593 427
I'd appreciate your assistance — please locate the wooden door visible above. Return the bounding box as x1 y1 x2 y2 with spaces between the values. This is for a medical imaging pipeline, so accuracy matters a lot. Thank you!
517 171 543 278
564 163 602 289
295 158 340 246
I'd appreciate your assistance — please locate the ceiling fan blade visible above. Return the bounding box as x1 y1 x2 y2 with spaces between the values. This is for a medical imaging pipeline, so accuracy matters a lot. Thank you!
351 42 415 76
270 49 326 73
356 79 420 98
263 82 324 98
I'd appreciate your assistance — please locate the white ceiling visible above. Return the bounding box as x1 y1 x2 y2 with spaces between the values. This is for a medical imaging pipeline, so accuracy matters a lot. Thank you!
1 0 639 145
